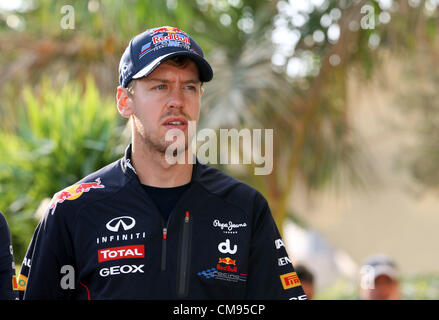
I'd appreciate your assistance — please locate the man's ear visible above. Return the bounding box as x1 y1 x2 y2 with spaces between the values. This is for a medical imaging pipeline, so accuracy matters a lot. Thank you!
116 86 133 118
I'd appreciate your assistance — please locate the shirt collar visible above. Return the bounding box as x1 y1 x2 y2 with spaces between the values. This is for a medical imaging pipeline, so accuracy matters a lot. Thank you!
121 143 200 182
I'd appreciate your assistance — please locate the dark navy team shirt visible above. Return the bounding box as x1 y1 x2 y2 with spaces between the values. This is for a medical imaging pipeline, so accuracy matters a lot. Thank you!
19 145 307 300
0 212 17 300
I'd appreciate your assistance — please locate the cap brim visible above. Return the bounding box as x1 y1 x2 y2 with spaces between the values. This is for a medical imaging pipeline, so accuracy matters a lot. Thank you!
132 51 213 83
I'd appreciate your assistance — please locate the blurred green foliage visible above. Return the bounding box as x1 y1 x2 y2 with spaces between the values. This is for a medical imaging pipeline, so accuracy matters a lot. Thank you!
1 0 439 286
0 0 285 265
0 77 124 261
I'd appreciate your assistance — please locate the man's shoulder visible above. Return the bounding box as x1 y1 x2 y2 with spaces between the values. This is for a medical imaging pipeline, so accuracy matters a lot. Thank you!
47 158 126 217
194 162 268 212
77 158 124 186
0 211 7 227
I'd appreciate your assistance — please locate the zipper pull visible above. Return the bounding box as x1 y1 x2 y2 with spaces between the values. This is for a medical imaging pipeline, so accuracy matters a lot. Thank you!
185 211 190 223
161 227 168 271
163 227 167 240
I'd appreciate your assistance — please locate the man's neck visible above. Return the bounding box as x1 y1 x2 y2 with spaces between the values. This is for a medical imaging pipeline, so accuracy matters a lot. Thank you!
130 141 193 188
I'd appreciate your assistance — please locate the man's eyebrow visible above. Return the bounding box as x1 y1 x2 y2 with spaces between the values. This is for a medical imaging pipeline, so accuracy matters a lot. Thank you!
147 78 169 83
182 79 201 84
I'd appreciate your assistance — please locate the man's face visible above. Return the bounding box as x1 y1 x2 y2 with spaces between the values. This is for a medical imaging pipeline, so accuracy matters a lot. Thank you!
361 274 400 300
117 59 203 155
300 281 314 300
369 275 399 300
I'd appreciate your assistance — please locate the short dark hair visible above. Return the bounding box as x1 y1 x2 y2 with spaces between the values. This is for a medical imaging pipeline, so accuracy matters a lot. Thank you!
126 79 136 97
163 55 192 68
295 265 314 284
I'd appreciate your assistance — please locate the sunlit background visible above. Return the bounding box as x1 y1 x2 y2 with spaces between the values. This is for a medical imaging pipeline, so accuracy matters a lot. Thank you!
1 0 439 299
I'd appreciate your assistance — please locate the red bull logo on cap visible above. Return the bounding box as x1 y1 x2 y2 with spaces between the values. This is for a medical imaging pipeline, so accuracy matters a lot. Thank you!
151 26 187 35
139 26 191 59
49 178 105 214
152 33 190 45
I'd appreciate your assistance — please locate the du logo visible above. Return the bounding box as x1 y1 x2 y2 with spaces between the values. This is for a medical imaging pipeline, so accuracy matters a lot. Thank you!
218 239 237 255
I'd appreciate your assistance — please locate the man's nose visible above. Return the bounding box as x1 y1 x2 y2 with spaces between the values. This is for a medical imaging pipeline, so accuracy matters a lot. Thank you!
167 86 184 109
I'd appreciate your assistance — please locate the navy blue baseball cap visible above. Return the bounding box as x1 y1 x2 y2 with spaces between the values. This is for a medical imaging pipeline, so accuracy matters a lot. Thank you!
119 26 213 88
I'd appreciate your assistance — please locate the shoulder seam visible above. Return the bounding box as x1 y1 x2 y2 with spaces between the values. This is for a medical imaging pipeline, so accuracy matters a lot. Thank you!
76 174 135 217
194 178 257 218
71 169 136 242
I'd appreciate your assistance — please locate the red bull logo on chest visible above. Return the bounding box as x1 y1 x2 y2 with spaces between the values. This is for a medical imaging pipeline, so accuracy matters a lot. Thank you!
49 178 105 214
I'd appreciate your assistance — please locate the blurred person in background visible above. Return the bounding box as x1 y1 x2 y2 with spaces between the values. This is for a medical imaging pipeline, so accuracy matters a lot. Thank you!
295 264 315 299
0 211 18 300
359 254 400 300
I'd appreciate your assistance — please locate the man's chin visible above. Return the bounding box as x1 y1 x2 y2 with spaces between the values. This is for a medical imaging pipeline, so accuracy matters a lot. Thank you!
158 141 189 156
138 133 190 158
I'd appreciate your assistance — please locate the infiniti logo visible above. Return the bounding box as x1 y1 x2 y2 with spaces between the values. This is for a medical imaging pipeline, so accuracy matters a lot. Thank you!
106 216 136 232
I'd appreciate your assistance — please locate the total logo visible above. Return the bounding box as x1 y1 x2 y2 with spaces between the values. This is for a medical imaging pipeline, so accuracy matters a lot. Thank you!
98 244 145 263
99 264 144 277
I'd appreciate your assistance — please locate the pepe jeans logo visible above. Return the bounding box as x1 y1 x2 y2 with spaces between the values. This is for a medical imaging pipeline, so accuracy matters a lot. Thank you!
106 216 136 232
213 220 247 234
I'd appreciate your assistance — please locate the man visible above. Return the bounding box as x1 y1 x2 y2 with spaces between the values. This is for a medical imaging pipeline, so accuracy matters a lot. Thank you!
0 211 18 300
359 254 400 300
19 26 306 300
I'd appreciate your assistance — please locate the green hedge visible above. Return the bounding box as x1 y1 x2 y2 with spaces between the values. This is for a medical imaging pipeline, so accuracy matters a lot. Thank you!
0 77 126 262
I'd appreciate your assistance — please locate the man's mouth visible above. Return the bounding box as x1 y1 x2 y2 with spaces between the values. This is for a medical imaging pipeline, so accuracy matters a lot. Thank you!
162 117 188 130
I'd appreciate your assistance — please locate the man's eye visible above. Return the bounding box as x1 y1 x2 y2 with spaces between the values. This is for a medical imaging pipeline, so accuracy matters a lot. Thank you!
185 85 196 91
155 84 166 90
